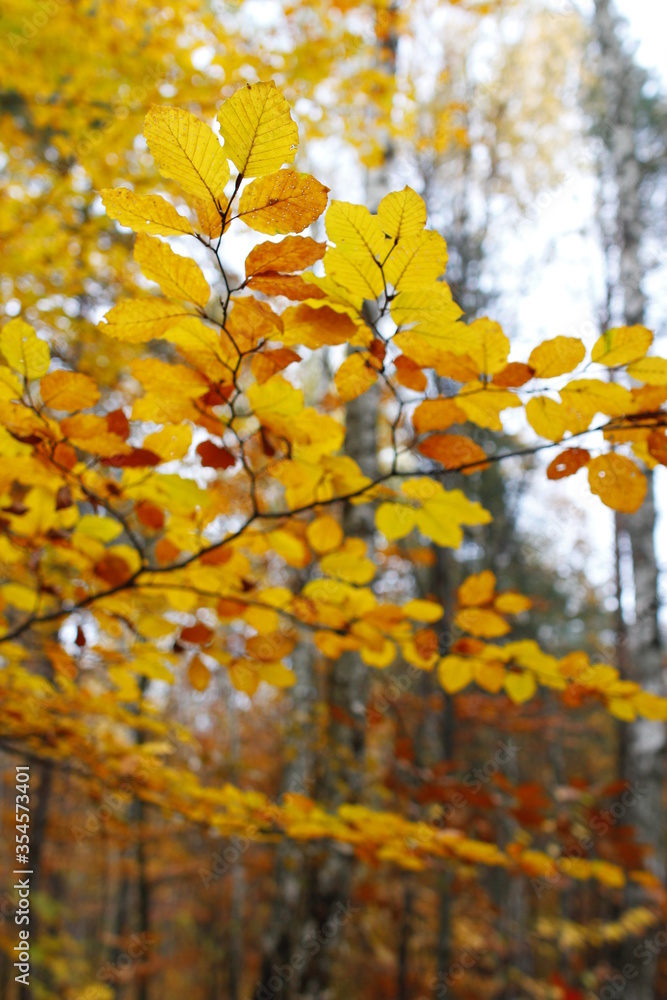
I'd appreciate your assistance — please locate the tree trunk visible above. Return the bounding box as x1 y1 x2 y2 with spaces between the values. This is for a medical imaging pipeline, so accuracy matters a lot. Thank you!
593 3 666 996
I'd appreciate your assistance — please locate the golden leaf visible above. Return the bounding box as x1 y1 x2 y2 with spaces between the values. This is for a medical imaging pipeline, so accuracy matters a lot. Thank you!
529 336 585 378
238 171 329 235
144 105 230 204
217 81 298 177
0 318 49 379
377 187 427 241
591 325 653 367
100 300 197 343
458 570 496 607
40 371 100 411
334 353 379 402
455 607 510 638
587 454 647 513
134 233 210 307
101 188 193 236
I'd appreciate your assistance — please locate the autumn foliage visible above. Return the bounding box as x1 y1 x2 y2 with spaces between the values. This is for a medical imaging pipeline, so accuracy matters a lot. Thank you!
1 13 667 999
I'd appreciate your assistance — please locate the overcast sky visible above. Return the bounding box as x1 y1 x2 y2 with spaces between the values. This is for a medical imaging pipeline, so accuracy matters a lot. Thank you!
618 0 667 82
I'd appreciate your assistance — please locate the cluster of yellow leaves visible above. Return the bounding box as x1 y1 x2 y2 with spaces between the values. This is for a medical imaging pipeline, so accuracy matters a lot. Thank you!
0 83 667 740
2 81 666 718
0 643 646 891
535 907 657 951
434 575 667 721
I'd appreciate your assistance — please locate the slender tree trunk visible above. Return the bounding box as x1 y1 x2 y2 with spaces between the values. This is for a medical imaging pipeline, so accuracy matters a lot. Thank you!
593 4 666 996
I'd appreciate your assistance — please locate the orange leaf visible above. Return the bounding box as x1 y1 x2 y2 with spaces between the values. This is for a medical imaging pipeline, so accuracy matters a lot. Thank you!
418 434 488 473
587 454 647 513
135 501 165 530
335 353 378 402
493 363 535 388
458 570 496 607
412 399 466 434
247 273 326 301
251 348 301 385
245 236 326 277
648 429 667 466
188 656 211 692
546 448 591 480
393 355 427 391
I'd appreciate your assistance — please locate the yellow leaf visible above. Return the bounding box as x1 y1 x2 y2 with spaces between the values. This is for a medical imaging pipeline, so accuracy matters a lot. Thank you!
132 652 174 683
384 231 448 291
60 414 131 457
402 599 444 623
109 666 141 701
402 478 491 548
267 528 310 569
259 661 296 688
40 371 99 411
438 655 473 693
377 187 427 241
238 171 329 235
529 336 585 378
465 318 510 376
243 606 280 634
100 300 196 343
143 424 192 461
306 515 343 555
391 285 463 338
101 188 193 236
458 570 496 607
592 325 653 367
0 318 49 379
627 356 667 385
504 671 536 704
592 860 626 888
588 454 647 513
560 379 634 420
324 247 385 299
325 201 390 258
132 358 208 399
525 396 573 441
455 607 510 638
321 539 375 584
144 105 230 204
474 660 506 693
608 697 636 722
229 659 259 696
376 502 417 541
335 353 379 402
134 233 210 307
246 375 303 426
2 583 37 612
360 639 396 668
494 592 532 615
217 81 298 178
456 386 521 431
188 656 211 692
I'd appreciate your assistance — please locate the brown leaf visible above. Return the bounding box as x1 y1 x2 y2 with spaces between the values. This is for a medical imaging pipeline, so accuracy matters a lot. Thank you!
94 554 132 586
101 448 161 468
196 440 236 470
